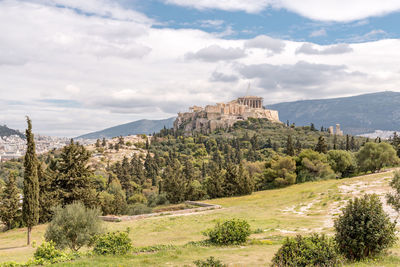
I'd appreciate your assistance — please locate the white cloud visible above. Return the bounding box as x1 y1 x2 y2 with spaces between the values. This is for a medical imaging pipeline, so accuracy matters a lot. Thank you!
164 0 400 22
1 0 400 137
296 43 353 55
244 35 286 54
185 45 246 62
309 29 326 37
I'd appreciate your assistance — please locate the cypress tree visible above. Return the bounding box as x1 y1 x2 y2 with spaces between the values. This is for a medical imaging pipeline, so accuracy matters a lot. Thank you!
333 134 337 150
315 136 328 153
346 135 350 151
286 135 295 156
0 171 20 230
22 117 39 245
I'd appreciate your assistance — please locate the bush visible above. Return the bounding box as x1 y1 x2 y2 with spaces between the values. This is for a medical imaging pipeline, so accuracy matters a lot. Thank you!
45 202 103 251
204 219 251 245
127 193 148 205
357 142 398 173
271 234 341 267
33 241 67 264
93 229 133 255
126 203 153 215
334 194 396 261
194 256 226 267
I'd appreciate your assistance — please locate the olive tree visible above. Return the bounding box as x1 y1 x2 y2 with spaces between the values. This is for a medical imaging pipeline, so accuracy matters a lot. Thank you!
45 202 103 251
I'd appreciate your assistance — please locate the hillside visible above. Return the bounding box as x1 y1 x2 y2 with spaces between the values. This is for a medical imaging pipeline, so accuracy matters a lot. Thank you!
1 170 399 266
267 91 400 135
76 117 175 139
0 125 24 139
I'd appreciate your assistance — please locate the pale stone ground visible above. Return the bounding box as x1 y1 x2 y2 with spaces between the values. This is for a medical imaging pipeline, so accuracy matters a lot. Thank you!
281 169 400 233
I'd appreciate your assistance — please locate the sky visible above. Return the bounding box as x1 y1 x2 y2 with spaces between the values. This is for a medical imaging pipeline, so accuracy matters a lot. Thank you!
1 0 400 137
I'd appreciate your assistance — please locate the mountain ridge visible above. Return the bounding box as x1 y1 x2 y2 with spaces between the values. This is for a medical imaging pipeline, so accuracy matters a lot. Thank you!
76 117 176 139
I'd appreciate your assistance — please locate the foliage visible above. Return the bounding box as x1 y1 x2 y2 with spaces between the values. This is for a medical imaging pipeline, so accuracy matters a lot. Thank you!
93 229 133 255
296 149 335 183
387 171 400 213
194 256 227 267
271 234 341 267
357 142 398 173
45 202 103 251
22 117 39 244
54 140 97 207
0 171 21 230
33 241 65 263
37 162 58 223
258 155 296 189
327 150 357 178
334 194 397 260
204 219 251 245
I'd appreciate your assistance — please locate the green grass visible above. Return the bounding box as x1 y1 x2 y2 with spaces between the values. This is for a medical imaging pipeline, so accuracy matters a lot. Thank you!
1 169 400 266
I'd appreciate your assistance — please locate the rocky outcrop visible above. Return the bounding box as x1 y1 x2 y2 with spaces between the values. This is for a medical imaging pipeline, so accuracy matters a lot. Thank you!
174 96 281 134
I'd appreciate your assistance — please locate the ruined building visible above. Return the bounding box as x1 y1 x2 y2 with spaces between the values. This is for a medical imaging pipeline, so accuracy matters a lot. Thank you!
328 124 343 136
174 96 280 134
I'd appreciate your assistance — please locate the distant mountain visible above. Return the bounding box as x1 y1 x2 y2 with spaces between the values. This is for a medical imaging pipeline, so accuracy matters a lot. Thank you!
267 91 400 135
76 117 176 139
0 125 25 139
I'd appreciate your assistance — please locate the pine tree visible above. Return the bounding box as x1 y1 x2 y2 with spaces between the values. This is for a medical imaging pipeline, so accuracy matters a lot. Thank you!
205 163 225 198
315 136 328 153
55 140 96 207
38 162 58 223
310 123 316 131
162 159 185 203
286 135 295 156
236 163 254 195
0 171 20 230
23 117 39 245
102 138 107 147
95 139 101 148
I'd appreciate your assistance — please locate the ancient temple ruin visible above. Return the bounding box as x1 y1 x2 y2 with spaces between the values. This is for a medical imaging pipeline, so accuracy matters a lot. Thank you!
174 96 280 134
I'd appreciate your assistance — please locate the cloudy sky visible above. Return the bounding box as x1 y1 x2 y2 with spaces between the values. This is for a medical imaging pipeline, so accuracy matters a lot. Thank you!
1 0 400 137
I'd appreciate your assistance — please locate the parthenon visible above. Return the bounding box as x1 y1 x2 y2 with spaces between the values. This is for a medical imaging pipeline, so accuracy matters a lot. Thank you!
237 96 263 109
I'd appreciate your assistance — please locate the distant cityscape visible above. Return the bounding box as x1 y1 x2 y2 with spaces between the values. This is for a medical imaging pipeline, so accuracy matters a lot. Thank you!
0 135 95 162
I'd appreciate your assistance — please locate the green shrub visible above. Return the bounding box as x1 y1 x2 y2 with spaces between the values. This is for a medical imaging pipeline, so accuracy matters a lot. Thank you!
45 202 103 251
93 229 133 255
194 256 226 267
334 194 396 261
271 234 341 267
33 241 65 263
204 219 251 245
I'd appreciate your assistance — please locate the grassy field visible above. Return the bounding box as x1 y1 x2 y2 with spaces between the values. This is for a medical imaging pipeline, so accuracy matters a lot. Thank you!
1 170 400 266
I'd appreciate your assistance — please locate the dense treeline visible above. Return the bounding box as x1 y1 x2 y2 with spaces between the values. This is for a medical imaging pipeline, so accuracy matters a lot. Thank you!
1 119 399 231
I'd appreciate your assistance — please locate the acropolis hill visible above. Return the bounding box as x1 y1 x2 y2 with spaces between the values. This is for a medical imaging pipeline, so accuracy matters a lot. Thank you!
174 96 281 134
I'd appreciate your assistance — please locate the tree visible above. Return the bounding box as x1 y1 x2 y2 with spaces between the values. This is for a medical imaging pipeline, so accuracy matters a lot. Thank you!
55 140 97 207
345 135 350 151
357 142 398 173
102 138 107 147
258 155 296 189
296 149 335 183
315 136 327 154
286 135 294 156
45 202 103 251
334 194 396 260
95 139 101 148
38 162 58 223
205 164 226 199
386 171 400 214
310 123 316 131
0 171 20 230
162 159 186 203
327 150 357 178
23 117 39 245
